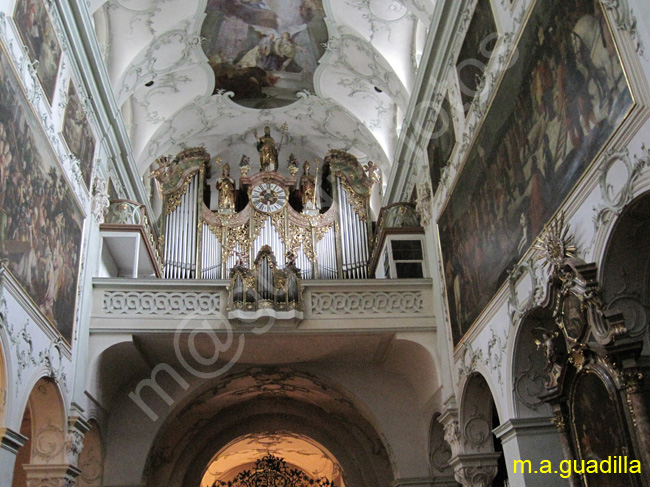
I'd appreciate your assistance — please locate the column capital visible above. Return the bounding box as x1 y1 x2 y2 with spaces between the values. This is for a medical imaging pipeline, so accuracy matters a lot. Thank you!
450 453 500 487
23 463 81 487
492 417 556 442
0 427 29 455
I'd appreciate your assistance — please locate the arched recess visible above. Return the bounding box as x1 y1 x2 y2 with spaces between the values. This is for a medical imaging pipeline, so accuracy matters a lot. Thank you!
12 377 67 487
601 191 650 357
511 307 565 418
428 413 455 483
141 368 395 487
77 420 104 487
457 372 508 487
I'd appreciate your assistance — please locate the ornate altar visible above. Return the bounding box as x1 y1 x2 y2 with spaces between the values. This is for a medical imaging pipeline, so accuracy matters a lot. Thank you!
531 218 649 487
153 147 374 291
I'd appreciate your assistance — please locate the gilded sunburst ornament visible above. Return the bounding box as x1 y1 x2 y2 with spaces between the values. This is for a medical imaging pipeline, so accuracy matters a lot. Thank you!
533 213 576 271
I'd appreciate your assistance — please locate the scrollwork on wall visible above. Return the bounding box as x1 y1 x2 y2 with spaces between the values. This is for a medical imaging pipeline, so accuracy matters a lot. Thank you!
310 291 423 315
507 256 544 327
601 0 645 55
33 421 66 462
103 291 221 316
593 146 650 232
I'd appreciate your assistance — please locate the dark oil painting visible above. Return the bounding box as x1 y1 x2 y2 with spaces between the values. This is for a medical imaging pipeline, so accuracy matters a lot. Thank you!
457 0 497 114
201 0 328 109
571 371 631 486
439 0 633 345
0 48 83 344
427 95 456 195
13 0 62 104
63 82 97 189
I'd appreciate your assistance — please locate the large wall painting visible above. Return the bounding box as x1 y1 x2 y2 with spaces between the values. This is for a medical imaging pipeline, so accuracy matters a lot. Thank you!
201 0 328 109
456 0 497 114
571 371 632 486
0 48 84 344
439 0 634 345
13 0 62 104
427 95 456 195
63 82 96 189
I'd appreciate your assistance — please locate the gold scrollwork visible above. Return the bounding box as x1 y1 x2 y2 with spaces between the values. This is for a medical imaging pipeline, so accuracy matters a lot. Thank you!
340 179 369 222
165 177 192 215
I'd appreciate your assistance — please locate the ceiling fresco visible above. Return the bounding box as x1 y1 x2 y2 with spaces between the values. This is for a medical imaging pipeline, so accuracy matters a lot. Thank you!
201 0 328 108
89 0 435 181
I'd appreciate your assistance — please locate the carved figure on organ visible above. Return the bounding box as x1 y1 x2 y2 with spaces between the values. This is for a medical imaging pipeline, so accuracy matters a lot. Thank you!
300 160 316 210
364 160 382 198
254 126 278 171
216 163 236 210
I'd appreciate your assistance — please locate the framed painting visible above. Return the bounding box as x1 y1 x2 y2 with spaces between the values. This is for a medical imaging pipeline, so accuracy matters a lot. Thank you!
456 0 497 114
0 46 84 345
439 0 634 345
427 95 456 195
571 371 632 486
200 0 328 109
63 82 97 189
13 0 62 104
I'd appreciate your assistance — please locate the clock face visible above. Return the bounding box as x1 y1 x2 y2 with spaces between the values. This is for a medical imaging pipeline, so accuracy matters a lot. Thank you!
251 182 287 213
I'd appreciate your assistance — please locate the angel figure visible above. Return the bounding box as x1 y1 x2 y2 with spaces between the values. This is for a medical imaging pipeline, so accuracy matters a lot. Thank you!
534 330 559 371
364 160 381 185
234 249 248 267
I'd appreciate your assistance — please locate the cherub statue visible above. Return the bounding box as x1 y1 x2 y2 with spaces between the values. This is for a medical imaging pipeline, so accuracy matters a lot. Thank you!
364 160 381 185
234 249 248 267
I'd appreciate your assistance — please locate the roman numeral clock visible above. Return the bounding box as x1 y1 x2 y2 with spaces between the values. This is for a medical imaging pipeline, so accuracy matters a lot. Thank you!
250 182 287 213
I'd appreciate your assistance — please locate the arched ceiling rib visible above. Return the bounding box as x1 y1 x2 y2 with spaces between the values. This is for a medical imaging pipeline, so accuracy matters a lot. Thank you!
90 0 424 180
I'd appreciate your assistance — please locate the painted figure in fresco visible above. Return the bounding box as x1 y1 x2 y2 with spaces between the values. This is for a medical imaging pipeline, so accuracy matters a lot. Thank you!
273 32 299 71
254 126 278 171
299 161 316 209
215 163 236 209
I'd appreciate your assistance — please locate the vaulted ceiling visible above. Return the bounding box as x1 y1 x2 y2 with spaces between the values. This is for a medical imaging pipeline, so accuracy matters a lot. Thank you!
87 0 434 182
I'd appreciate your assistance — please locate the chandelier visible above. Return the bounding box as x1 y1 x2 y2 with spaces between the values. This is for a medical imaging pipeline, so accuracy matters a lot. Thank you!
211 453 336 487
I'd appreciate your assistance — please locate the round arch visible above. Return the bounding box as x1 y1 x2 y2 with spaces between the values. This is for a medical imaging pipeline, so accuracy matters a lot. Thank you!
77 419 104 487
142 368 395 487
12 377 67 487
600 191 650 354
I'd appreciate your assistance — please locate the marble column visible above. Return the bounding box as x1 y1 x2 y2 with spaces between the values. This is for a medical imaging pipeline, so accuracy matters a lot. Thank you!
493 417 569 486
450 453 500 487
0 427 29 486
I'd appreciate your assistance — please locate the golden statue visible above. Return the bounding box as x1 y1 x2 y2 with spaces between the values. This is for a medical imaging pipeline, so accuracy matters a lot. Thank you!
300 160 316 209
254 126 278 171
216 163 236 209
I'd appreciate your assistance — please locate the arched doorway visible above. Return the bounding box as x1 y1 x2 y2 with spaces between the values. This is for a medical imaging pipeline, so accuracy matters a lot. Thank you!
12 377 67 487
142 367 394 487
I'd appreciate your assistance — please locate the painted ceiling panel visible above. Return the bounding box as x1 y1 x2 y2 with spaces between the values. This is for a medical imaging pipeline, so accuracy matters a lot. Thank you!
90 0 423 181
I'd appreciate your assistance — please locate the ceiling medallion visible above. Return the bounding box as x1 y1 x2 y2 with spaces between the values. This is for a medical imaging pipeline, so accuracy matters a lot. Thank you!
211 453 336 487
533 212 577 271
200 0 328 109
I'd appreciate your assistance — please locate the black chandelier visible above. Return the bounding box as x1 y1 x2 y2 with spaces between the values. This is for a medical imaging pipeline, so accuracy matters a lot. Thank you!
211 453 336 487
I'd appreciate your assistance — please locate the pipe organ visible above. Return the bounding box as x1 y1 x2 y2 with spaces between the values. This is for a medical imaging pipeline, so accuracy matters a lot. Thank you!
153 148 374 284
